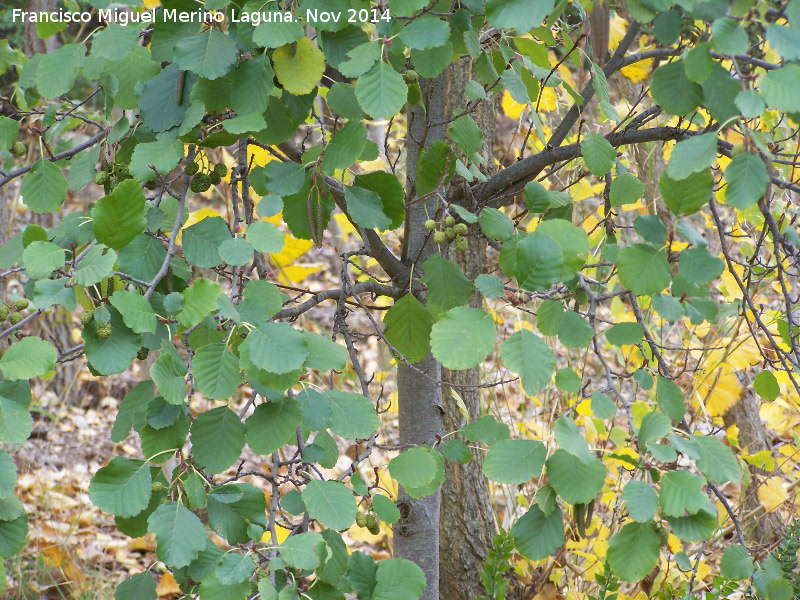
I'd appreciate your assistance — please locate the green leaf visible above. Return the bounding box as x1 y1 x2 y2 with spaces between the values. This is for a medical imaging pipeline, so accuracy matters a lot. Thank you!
678 247 724 284
190 407 246 473
115 572 157 600
555 368 582 393
449 115 484 156
546 449 606 504
241 322 308 375
557 310 594 349
110 290 157 335
383 294 434 363
554 417 594 464
622 481 658 522
511 505 565 561
182 216 231 268
0 514 28 558
667 500 717 542
581 132 616 176
430 307 495 370
765 24 800 61
110 381 152 442
591 392 617 420
536 220 589 279
486 0 555 33
303 480 357 531
324 390 379 439
178 278 222 327
356 61 408 119
0 337 56 381
735 90 765 118
246 221 285 254
22 241 65 279
279 532 327 570
345 185 392 230
606 322 644 346
500 329 556 395
217 237 253 266
656 376 686 420
420 253 474 313
389 0 429 17
651 60 703 115
323 121 367 175
352 171 405 230
83 307 142 376
327 82 365 120
216 553 256 585
207 483 266 544
398 18 450 49
129 139 184 182
107 47 161 110
606 522 661 582
482 439 546 484
666 132 718 180
36 43 85 97
92 23 140 61
222 113 266 135
480 208 515 241
460 415 509 446
89 457 152 518
147 502 209 568
0 450 19 496
754 370 780 401
694 435 741 483
373 558 427 600
372 494 401 524
711 17 748 56
724 152 769 209
638 411 672 447
273 37 325 95
137 64 187 132
474 274 505 299
92 180 147 249
0 116 19 150
514 232 563 291
303 333 347 371
610 173 645 207
192 344 243 401
720 545 754 580
252 9 304 47
684 43 714 84
617 244 671 295
75 245 116 287
174 29 238 80
659 471 708 517
0 381 33 444
246 398 302 454
660 169 713 215
20 159 67 213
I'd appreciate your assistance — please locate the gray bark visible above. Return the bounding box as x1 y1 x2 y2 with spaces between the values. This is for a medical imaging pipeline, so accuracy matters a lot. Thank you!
394 72 447 600
439 58 499 600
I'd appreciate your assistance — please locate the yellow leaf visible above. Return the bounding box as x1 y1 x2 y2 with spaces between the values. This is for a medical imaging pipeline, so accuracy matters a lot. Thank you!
157 571 181 597
621 60 652 83
743 450 774 472
539 86 558 112
758 476 787 512
143 0 161 7
273 37 325 96
502 91 526 120
178 207 224 243
269 234 314 267
694 368 741 417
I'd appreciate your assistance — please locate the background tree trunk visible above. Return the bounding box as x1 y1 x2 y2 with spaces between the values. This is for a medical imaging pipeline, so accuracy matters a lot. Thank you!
394 71 447 600
439 58 499 600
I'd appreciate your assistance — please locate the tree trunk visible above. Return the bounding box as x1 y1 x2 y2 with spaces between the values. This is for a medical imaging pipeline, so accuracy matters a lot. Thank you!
394 71 447 600
723 395 782 550
439 59 499 600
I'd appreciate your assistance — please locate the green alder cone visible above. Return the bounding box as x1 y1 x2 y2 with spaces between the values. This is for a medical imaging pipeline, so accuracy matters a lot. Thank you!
11 141 26 156
445 216 455 227
15 298 29 310
0 305 9 321
424 219 437 231
209 172 222 185
137 347 150 360
454 223 468 235
9 312 23 325
445 227 456 240
185 161 200 175
213 163 228 177
101 160 113 173
433 231 447 244
95 322 113 339
191 173 211 193
80 310 95 325
455 236 468 252
95 171 110 185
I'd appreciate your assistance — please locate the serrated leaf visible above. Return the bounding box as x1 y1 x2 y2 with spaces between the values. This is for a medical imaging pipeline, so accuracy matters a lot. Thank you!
273 37 325 95
430 307 495 370
173 29 238 80
420 253 474 313
666 132 719 181
0 381 33 444
483 439 546 484
546 449 606 504
110 290 158 335
606 522 661 582
372 558 427 600
389 446 439 489
92 180 147 249
178 278 222 327
0 337 57 381
356 61 407 119
89 457 152 518
246 398 302 455
480 208 515 241
651 60 703 115
500 329 556 395
383 294 433 363
656 376 685 420
345 185 392 230
511 505 565 561
20 159 67 214
36 43 85 97
724 152 769 209
241 322 308 375
617 244 671 295
129 139 184 182
660 169 713 215
659 471 708 517
22 241 65 279
622 481 658 522
190 407 246 473
720 545 754 580
182 216 231 268
303 480 357 531
147 502 209 568
581 132 616 176
279 532 327 570
485 0 555 33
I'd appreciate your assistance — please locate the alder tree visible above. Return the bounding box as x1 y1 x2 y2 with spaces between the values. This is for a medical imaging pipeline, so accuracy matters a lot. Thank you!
1 0 800 598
